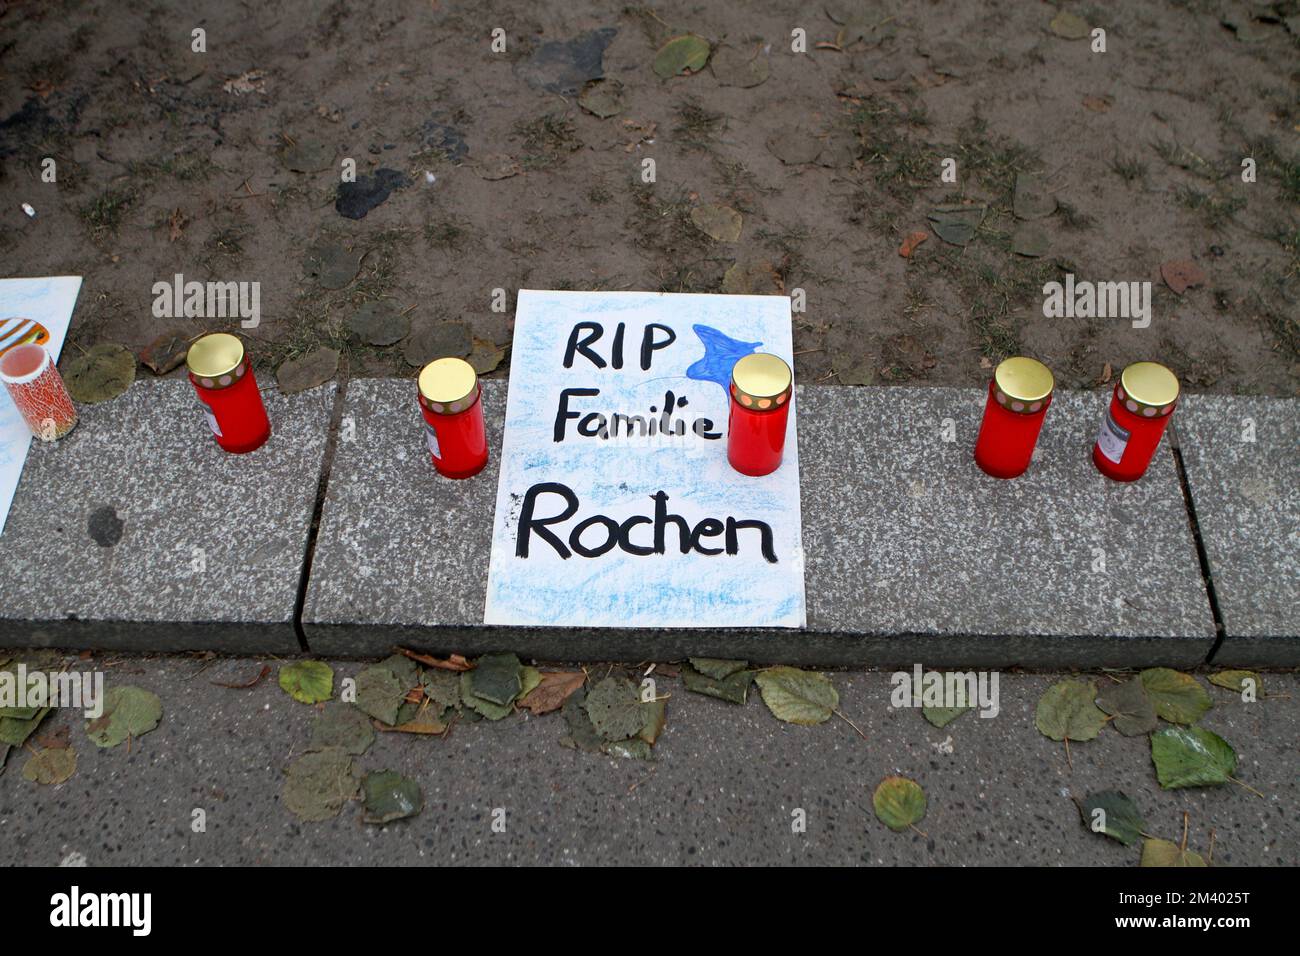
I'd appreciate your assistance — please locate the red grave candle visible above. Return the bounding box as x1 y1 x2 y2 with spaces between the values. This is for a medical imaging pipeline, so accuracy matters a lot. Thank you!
727 353 792 478
974 356 1054 479
1092 361 1179 482
185 333 271 454
418 357 488 480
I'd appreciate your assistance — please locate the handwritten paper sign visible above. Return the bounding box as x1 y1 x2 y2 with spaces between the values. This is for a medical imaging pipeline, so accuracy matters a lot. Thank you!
484 290 806 628
0 276 82 537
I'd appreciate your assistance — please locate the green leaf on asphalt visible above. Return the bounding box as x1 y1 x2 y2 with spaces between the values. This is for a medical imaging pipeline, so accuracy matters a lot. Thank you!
754 667 838 725
421 669 461 712
559 687 605 753
682 664 753 704
873 776 927 831
1078 790 1147 846
377 654 421 690
1095 678 1158 736
362 770 423 824
1140 668 1212 725
583 677 645 741
308 703 375 755
458 671 514 721
518 666 544 703
1208 670 1261 695
278 660 334 705
1034 679 1106 742
85 686 161 748
604 738 653 760
1150 726 1237 789
0 665 40 718
0 707 51 747
689 658 749 680
923 705 971 729
22 746 77 785
465 653 523 706
283 747 360 822
354 664 406 725
1140 838 1207 867
653 34 710 78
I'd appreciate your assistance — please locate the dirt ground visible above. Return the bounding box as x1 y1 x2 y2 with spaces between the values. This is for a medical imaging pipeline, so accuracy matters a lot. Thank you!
0 0 1296 395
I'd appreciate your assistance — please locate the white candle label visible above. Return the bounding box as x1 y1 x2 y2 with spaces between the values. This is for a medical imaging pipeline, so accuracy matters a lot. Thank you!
424 423 441 460
1096 411 1129 464
200 403 222 437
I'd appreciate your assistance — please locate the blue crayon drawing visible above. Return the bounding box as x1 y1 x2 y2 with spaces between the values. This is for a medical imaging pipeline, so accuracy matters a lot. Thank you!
685 324 761 395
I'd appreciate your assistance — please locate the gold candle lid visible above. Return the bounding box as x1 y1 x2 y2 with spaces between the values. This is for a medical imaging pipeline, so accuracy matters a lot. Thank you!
418 357 479 413
993 356 1054 413
731 353 792 410
186 333 246 389
1117 361 1179 417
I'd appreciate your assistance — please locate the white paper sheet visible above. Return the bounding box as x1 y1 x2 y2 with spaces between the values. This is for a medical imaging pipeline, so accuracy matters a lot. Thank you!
485 290 806 628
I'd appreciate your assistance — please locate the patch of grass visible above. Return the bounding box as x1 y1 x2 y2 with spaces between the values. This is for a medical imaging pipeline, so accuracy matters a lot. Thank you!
672 96 726 153
953 117 1040 204
1174 185 1246 228
424 219 467 251
712 156 768 213
847 94 936 199
754 225 834 286
587 183 613 205
203 224 249 266
1279 156 1300 206
351 228 413 304
626 182 707 256
80 185 138 239
1111 153 1148 185
515 112 580 170
920 247 1059 361
131 154 218 184
651 258 725 294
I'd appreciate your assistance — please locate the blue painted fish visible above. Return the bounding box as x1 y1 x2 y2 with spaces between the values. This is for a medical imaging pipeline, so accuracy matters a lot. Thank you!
685 324 762 395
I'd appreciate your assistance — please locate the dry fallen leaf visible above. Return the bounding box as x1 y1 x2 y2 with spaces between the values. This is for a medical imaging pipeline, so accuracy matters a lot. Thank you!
1100 362 1113 384
395 647 473 672
1082 94 1112 112
1161 259 1206 294
898 230 929 258
690 202 743 242
518 671 586 715
168 208 185 242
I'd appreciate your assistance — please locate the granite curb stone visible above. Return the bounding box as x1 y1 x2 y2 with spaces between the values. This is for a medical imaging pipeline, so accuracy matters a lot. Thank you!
0 379 335 653
1176 395 1299 666
304 381 1216 666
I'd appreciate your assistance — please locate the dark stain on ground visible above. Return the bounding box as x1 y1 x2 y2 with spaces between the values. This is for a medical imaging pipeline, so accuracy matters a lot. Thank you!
87 505 124 547
335 167 410 220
